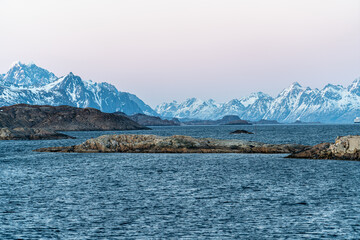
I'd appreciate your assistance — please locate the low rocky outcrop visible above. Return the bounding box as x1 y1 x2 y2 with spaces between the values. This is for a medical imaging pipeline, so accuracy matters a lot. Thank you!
0 104 149 131
114 113 180 126
34 134 308 153
0 127 74 140
287 135 360 160
230 130 254 134
223 120 251 125
291 120 321 124
182 115 251 126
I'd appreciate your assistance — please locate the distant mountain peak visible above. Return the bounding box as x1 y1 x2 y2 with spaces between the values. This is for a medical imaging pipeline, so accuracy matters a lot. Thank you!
348 77 360 96
10 61 22 68
289 81 302 89
248 91 271 98
2 61 57 87
348 77 360 88
9 61 39 69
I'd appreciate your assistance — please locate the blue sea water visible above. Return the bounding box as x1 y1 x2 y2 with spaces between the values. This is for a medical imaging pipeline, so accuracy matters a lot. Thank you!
1 124 360 239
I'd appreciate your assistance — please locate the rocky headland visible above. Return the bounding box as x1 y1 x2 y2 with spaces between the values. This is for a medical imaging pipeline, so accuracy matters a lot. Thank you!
0 127 74 140
34 134 308 153
0 104 148 131
0 104 149 140
287 135 360 160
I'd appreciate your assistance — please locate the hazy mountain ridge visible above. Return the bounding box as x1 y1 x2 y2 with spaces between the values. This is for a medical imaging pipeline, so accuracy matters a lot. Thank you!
0 62 157 115
156 79 360 123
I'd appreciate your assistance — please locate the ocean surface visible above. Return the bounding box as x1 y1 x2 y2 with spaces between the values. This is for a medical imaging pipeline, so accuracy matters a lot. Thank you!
1 124 360 239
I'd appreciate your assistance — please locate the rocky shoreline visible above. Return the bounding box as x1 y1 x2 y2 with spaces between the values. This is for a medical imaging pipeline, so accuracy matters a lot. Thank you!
34 134 308 153
287 135 360 161
33 133 360 161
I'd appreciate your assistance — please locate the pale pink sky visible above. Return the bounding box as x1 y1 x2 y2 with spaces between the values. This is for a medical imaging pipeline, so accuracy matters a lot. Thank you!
0 0 359 107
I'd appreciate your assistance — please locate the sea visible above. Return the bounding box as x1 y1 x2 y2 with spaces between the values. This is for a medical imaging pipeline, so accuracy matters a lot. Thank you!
1 124 360 239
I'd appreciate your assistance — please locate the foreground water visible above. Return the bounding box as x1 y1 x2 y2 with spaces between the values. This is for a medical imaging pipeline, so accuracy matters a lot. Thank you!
1 124 360 239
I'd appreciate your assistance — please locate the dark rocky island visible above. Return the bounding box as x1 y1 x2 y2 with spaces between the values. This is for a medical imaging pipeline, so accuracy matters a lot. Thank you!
230 130 254 134
114 112 180 126
0 104 149 140
35 134 308 153
223 119 252 125
287 135 360 160
0 104 148 131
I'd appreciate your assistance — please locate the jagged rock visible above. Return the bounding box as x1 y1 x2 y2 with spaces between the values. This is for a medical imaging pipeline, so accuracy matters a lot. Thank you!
34 134 308 153
230 130 254 134
0 104 149 131
0 127 73 140
287 135 360 160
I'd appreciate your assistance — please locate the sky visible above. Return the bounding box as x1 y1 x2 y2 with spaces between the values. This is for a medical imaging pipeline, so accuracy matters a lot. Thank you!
0 0 359 107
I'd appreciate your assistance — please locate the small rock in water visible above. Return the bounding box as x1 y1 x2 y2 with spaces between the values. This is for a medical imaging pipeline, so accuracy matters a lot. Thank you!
230 130 254 134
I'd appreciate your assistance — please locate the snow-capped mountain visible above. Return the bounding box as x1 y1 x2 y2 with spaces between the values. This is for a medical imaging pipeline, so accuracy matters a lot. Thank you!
156 79 360 123
1 62 57 87
0 62 157 115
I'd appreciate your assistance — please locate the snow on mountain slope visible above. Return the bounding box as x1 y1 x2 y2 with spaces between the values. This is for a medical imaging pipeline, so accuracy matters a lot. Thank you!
156 98 220 120
239 92 274 120
156 78 360 123
215 99 245 119
156 93 273 121
1 61 57 87
127 93 158 116
0 62 156 115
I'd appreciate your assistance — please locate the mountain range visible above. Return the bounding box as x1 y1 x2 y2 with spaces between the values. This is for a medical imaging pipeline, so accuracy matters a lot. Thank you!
0 62 157 115
0 61 359 123
155 79 360 123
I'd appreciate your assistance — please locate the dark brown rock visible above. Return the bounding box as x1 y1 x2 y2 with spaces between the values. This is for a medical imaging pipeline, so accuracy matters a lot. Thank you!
0 104 149 131
34 134 308 153
230 130 254 134
287 135 360 160
223 120 251 125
